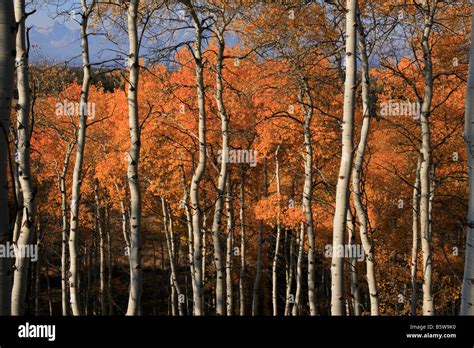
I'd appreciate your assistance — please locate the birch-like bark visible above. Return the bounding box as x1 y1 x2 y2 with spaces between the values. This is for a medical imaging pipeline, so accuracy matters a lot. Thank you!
162 197 184 316
115 183 131 273
272 146 282 316
292 223 305 316
347 208 360 316
105 203 113 315
125 0 142 316
68 0 95 316
12 134 22 245
94 181 106 315
284 230 294 316
180 166 195 287
182 2 206 315
299 81 317 316
202 212 206 294
419 0 435 316
239 164 246 316
411 156 421 315
11 0 36 315
461 2 474 315
0 0 15 316
351 6 379 315
331 0 357 316
60 141 75 316
210 30 228 315
225 174 234 316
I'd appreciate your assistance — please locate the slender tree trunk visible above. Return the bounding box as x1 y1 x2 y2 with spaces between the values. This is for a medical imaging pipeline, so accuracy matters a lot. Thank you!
411 156 421 315
331 0 357 316
168 206 183 316
272 146 282 316
202 212 206 297
461 2 474 315
34 246 40 315
34 218 42 315
239 164 246 316
0 0 15 315
180 166 195 287
252 158 267 315
68 0 95 316
419 0 435 316
11 123 22 245
105 203 113 315
347 209 361 316
94 181 106 315
299 82 317 316
210 30 229 316
284 229 294 316
125 0 142 316
162 197 184 316
115 184 131 271
183 2 207 315
225 174 234 316
292 223 304 316
11 0 36 315
60 141 75 316
351 6 379 315
84 245 91 315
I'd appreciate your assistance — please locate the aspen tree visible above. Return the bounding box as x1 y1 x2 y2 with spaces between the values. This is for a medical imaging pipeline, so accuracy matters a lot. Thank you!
351 4 379 315
331 0 357 316
68 0 96 316
0 0 15 312
210 21 229 316
419 0 436 316
461 1 474 316
11 0 36 315
238 164 246 316
412 156 421 315
125 0 142 316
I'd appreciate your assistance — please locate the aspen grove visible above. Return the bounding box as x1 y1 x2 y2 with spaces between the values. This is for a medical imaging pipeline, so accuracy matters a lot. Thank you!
0 0 474 316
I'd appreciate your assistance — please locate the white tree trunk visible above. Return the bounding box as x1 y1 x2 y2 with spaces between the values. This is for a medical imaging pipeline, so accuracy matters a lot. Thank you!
461 2 474 316
272 146 282 316
105 204 113 315
239 164 246 316
284 229 294 316
411 155 421 315
347 209 360 316
60 141 75 316
68 0 95 316
419 0 435 316
125 0 142 316
94 181 106 315
210 31 228 315
331 0 357 316
162 197 184 316
225 174 234 316
300 83 317 316
183 2 207 315
11 0 36 315
351 7 379 315
0 0 15 315
292 223 304 316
